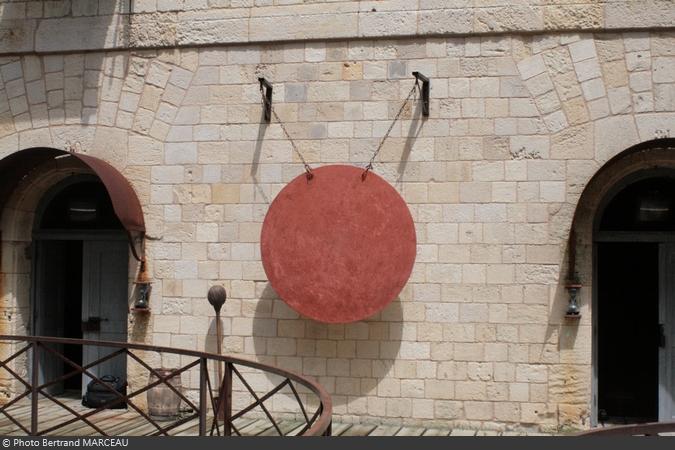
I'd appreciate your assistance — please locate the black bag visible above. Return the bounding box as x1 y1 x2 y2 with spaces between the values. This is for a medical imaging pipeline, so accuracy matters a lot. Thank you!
82 375 128 409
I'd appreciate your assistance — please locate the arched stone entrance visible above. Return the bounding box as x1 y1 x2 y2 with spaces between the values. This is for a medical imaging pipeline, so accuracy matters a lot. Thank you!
570 139 675 425
0 148 145 400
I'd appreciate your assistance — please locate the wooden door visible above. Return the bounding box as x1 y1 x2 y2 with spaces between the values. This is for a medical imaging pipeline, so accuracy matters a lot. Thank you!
659 243 675 420
81 240 129 395
33 240 67 395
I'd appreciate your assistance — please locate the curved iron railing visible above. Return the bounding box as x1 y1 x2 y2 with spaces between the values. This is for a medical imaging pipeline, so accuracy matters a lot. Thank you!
0 335 332 436
578 421 675 436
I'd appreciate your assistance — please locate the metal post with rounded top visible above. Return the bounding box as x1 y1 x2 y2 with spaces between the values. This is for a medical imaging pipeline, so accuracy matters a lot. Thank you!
207 285 230 430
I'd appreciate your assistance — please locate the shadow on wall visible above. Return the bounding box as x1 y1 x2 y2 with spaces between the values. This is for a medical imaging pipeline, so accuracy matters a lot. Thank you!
0 1 130 154
396 92 425 187
251 283 403 408
541 243 589 428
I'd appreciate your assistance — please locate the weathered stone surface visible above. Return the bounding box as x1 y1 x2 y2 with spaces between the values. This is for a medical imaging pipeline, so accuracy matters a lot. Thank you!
605 0 675 29
0 19 35 53
36 16 128 52
360 11 418 37
551 124 594 160
543 5 603 30
177 18 248 45
130 13 178 47
474 6 544 33
635 113 675 141
594 115 639 163
418 9 473 35
251 14 358 41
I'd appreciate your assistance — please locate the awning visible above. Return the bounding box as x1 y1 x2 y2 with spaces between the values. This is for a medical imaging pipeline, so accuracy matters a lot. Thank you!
0 147 145 234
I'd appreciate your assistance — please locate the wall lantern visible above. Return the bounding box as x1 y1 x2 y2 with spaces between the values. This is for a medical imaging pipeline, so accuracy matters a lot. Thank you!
132 262 152 312
565 273 582 318
565 229 581 319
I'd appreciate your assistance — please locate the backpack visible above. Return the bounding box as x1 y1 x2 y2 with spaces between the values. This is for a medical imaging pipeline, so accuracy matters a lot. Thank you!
82 375 128 409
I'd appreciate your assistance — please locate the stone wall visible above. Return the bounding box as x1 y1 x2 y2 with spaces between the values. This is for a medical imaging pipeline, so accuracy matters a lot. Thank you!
2 1 675 53
2 25 675 429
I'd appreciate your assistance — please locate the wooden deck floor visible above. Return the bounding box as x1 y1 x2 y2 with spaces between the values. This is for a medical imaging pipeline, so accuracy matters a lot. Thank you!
0 396 547 436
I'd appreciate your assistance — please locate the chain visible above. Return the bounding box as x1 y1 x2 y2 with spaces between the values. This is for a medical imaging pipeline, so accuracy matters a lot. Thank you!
260 86 314 180
363 80 420 179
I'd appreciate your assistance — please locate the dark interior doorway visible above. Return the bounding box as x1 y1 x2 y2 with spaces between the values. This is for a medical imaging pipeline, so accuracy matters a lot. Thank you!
597 242 659 423
32 176 128 397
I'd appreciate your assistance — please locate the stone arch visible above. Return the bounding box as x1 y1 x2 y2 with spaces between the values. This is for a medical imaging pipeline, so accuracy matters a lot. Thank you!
569 138 675 285
566 138 675 423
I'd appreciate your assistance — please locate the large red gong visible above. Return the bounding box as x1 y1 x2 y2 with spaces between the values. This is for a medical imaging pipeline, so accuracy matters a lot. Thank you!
261 165 416 323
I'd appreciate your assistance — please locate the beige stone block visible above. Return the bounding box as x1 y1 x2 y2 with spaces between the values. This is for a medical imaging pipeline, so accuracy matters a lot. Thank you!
509 382 529 402
385 398 412 418
626 51 651 72
454 343 484 362
399 342 431 360
435 400 463 419
36 16 126 52
543 4 602 30
462 264 486 284
426 223 459 244
425 379 455 400
568 39 596 63
465 401 493 420
594 114 638 162
559 96 587 126
494 401 520 422
600 60 628 89
426 303 459 323
515 364 548 383
366 397 386 417
154 315 181 333
574 58 602 83
412 398 434 419
474 5 543 33
459 182 491 203
517 54 546 81
418 9 472 34
558 403 588 428
629 71 652 93
522 402 555 425
340 61 362 81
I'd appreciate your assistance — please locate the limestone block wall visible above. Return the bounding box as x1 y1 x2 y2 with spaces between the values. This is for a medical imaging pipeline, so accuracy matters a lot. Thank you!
2 26 675 430
2 1 675 53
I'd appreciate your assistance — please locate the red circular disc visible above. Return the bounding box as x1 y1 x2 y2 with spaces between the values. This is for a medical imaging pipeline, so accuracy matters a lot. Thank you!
261 165 416 323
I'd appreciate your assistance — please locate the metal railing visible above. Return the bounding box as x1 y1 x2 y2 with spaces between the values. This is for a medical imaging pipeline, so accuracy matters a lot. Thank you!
0 335 332 436
578 421 675 436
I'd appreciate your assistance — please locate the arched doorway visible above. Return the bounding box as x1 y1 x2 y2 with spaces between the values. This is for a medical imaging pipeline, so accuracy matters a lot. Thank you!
0 148 146 402
595 171 675 423
32 175 130 396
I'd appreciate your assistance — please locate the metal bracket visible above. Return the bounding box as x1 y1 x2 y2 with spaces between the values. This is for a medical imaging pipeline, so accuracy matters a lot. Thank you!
259 77 273 122
412 71 430 117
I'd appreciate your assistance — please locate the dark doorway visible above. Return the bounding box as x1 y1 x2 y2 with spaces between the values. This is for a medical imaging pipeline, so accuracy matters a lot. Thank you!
597 243 659 422
32 176 128 397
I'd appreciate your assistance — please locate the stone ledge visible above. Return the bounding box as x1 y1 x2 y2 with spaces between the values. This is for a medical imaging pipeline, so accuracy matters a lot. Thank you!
2 2 675 54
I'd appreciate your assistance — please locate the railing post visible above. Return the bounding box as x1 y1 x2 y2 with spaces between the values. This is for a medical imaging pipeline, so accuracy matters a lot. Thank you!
199 357 207 436
30 342 39 435
221 362 232 436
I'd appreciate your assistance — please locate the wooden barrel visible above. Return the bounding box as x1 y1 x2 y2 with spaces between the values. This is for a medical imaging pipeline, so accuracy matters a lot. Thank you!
147 368 182 419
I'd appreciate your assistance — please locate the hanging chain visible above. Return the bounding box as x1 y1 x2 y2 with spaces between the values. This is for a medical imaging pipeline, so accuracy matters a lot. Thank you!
260 85 314 180
363 80 420 179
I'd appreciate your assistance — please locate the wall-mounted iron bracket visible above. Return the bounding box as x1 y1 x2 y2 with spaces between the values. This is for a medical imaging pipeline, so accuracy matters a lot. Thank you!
259 77 273 122
412 71 430 117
